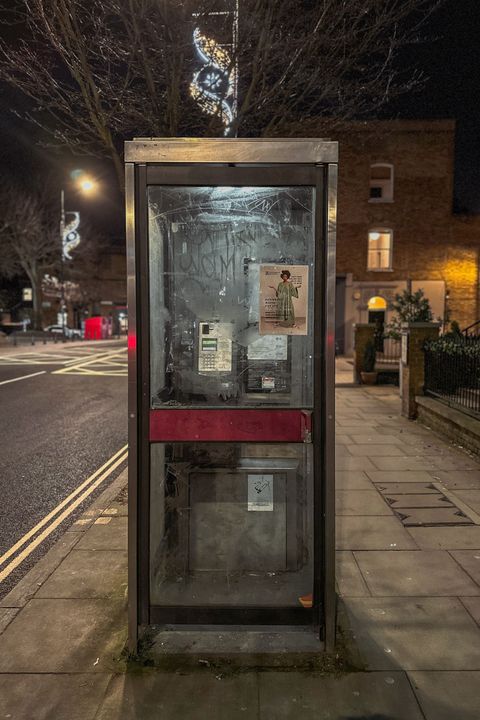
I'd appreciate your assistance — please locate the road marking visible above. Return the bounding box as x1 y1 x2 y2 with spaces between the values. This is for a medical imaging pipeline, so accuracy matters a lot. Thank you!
0 450 128 583
0 444 128 572
0 371 46 386
0 346 126 367
53 350 128 377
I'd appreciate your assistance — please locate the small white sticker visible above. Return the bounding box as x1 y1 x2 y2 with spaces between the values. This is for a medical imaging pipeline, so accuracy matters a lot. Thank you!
248 474 274 511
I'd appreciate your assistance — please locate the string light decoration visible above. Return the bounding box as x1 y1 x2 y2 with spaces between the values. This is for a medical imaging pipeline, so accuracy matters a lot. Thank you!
62 212 81 260
190 27 235 132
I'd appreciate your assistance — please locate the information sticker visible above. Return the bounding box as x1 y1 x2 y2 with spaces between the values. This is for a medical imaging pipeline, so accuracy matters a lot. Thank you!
248 474 274 511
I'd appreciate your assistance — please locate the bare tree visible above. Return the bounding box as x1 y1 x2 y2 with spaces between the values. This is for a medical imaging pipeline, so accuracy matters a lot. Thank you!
0 184 58 328
0 0 440 189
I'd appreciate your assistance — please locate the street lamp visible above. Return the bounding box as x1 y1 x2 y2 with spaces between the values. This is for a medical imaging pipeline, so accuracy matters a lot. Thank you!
59 173 97 333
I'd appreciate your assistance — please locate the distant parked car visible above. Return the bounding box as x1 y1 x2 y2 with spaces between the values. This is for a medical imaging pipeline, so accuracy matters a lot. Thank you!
43 324 82 339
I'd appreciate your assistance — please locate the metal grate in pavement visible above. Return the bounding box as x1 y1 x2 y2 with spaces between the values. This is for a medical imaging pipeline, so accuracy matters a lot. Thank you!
375 482 476 527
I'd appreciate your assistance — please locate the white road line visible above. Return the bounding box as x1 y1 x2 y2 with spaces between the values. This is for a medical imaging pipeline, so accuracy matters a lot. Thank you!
0 444 128 570
0 451 128 584
0 371 46 386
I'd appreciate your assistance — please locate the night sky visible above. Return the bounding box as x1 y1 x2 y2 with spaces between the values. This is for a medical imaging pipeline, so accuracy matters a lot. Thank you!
0 0 479 239
389 0 480 213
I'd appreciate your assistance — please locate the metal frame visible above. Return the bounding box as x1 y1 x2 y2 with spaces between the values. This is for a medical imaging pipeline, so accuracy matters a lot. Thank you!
125 137 338 164
126 138 338 653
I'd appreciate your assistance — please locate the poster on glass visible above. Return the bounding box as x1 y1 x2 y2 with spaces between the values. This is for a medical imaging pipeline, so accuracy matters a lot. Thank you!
259 264 309 336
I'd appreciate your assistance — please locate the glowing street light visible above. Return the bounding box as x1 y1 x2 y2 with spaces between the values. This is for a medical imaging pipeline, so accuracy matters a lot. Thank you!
78 177 96 194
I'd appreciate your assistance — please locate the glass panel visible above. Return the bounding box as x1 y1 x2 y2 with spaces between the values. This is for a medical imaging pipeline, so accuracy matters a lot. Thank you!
150 442 313 608
368 231 392 270
148 186 315 408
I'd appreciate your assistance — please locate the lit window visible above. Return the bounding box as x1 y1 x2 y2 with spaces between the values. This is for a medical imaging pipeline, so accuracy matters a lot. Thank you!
368 230 393 271
369 164 394 202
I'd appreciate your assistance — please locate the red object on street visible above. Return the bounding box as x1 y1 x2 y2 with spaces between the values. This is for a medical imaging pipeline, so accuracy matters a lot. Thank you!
149 409 312 443
84 316 112 340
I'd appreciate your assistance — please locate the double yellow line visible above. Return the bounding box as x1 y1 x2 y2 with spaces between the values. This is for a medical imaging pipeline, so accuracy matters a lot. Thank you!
0 444 128 584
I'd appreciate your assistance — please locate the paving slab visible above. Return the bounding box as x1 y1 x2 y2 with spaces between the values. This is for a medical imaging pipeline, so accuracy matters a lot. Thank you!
426 470 480 489
336 551 370 597
393 443 454 457
395 506 473 526
336 490 392 516
36 550 128 599
349 434 405 445
0 532 82 609
370 457 439 471
407 526 480 549
96 672 259 719
335 456 377 471
0 607 19 634
335 471 373 490
452 489 480 514
336 516 418 550
348 444 407 456
101 501 128 517
335 445 351 457
75 516 127 551
384 493 452 508
343 596 480 670
0 673 111 720
258 671 424 720
336 420 375 428
409 671 480 720
374 481 440 494
449 549 480 584
354 550 480 596
366 470 436 484
428 456 480 471
0 598 127 673
461 597 480 625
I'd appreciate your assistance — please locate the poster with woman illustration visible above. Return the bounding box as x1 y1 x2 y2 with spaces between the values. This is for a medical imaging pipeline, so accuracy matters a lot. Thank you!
259 264 309 335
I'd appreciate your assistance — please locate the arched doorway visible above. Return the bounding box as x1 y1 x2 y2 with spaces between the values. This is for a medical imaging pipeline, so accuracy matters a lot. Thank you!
367 296 387 351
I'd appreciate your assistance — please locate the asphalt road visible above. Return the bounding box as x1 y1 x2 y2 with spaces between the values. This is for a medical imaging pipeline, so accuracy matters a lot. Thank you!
0 341 128 598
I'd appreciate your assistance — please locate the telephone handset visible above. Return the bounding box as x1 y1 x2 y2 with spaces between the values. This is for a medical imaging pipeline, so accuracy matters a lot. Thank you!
198 322 233 373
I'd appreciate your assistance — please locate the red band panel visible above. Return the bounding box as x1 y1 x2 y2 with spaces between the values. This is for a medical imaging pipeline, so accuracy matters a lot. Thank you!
149 409 312 443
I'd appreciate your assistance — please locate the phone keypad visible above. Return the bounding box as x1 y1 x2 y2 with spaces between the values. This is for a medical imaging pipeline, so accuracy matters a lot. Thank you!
200 355 217 370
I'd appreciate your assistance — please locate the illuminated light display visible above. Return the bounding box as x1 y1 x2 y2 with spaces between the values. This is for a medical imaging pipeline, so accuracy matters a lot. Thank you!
190 27 235 133
62 211 81 260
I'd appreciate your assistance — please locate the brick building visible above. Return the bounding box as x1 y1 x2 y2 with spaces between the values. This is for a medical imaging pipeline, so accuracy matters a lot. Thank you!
334 120 480 355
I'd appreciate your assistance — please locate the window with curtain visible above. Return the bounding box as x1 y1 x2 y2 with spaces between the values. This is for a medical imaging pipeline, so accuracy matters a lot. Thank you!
367 230 393 271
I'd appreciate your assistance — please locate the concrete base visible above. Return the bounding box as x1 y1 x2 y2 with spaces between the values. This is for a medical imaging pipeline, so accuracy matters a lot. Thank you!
416 395 480 456
141 625 338 670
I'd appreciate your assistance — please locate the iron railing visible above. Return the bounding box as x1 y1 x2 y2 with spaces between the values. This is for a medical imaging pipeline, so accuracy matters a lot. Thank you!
424 337 480 417
463 320 480 338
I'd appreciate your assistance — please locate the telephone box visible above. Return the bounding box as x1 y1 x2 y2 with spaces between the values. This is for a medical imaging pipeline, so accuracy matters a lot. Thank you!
126 138 338 652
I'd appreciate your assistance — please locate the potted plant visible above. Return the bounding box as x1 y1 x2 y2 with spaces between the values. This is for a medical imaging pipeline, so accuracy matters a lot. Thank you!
360 340 377 384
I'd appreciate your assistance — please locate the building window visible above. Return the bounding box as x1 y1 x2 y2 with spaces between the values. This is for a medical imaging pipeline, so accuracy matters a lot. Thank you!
369 164 394 202
368 230 393 271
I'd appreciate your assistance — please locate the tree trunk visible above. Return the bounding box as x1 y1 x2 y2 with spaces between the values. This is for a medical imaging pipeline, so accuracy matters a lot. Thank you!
30 276 43 330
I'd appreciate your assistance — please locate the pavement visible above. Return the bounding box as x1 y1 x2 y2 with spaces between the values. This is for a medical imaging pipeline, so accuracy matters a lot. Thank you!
1 380 480 718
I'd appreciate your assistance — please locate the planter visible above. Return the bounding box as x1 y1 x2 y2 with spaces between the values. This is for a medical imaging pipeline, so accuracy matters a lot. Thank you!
360 371 378 385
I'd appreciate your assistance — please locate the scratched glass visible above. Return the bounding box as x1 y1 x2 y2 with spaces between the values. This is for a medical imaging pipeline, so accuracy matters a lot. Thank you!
149 442 314 608
148 186 315 408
